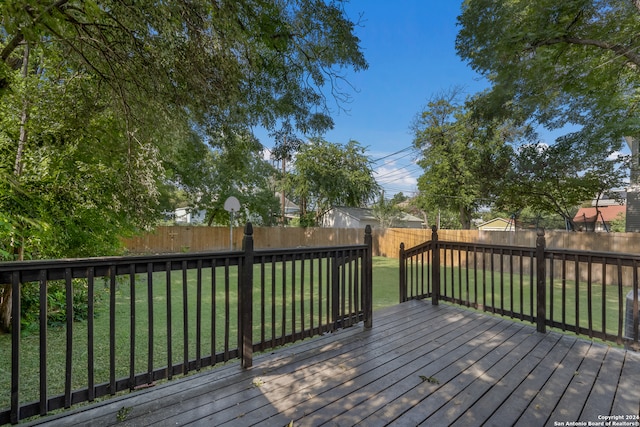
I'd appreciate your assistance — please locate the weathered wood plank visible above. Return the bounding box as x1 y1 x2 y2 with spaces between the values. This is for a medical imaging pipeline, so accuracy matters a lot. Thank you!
471 333 575 427
611 349 640 416
357 321 529 426
279 314 510 426
435 331 563 426
305 318 517 427
548 342 608 422
516 338 592 427
390 323 548 426
580 346 626 422
209 306 490 425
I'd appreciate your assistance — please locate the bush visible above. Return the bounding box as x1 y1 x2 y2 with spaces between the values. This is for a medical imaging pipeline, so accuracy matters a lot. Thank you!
20 279 97 332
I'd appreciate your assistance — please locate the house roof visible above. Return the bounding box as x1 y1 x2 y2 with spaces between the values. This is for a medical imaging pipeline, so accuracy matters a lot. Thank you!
333 207 377 221
590 190 626 206
477 217 515 230
274 192 300 211
573 205 626 223
398 212 425 223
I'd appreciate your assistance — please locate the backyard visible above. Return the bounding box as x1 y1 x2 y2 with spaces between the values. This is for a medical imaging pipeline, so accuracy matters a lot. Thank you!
1 253 635 416
0 256 399 412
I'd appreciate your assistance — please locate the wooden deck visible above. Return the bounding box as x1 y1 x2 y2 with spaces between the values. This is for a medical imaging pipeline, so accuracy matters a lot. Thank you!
26 300 640 427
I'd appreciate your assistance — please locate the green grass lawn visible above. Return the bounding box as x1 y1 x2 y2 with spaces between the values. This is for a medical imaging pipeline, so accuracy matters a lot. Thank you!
438 265 633 338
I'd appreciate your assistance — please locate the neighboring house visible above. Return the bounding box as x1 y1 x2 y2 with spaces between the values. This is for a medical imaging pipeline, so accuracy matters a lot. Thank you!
321 206 424 229
592 190 626 206
477 217 516 231
275 192 300 222
174 206 207 224
573 205 626 232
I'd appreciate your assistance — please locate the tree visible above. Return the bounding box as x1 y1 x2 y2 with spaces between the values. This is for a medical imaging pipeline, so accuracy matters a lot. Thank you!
482 206 573 231
610 212 626 232
269 122 304 225
289 138 379 224
0 0 369 252
0 46 164 329
456 0 640 153
159 130 280 227
203 135 281 227
411 90 522 229
0 1 368 328
0 39 163 259
1 0 367 135
371 195 403 228
496 140 629 230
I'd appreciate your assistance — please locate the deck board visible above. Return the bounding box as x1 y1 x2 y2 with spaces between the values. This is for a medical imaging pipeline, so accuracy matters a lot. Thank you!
580 347 625 422
436 331 561 426
392 324 543 426
472 334 575 427
549 342 608 422
25 300 640 427
612 350 640 416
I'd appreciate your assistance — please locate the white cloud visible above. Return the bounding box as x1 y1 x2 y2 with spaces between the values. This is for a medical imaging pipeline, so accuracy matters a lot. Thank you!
607 150 622 161
374 162 419 196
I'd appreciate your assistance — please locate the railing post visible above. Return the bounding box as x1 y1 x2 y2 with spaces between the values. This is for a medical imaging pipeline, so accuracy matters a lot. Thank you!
11 272 20 424
399 242 406 303
331 251 340 330
431 226 440 306
363 225 373 329
240 223 254 368
536 228 546 333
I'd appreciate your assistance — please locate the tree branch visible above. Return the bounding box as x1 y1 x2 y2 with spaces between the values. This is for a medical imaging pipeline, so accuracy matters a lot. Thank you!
533 36 640 68
1 0 71 63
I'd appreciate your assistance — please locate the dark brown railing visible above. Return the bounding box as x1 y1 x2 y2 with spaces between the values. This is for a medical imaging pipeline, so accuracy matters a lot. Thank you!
400 226 640 351
0 224 373 425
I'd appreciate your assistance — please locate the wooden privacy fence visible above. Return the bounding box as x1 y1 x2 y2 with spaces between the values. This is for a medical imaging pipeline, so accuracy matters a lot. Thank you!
122 226 370 253
122 226 488 256
400 227 640 351
122 226 640 259
0 224 373 425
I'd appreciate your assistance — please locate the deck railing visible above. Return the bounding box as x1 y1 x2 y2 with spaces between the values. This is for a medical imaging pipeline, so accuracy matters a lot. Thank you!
400 226 640 351
0 223 373 425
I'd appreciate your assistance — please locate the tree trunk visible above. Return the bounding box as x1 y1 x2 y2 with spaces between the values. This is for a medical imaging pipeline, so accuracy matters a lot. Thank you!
460 206 472 230
1 42 30 332
0 286 11 332
14 42 30 176
420 211 429 229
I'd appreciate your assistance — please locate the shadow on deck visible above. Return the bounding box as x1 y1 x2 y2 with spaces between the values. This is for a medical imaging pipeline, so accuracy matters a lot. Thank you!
26 300 640 427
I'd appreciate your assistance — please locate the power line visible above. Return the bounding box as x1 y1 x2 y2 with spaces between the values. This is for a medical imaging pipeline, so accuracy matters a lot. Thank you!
374 149 419 170
375 163 422 180
370 145 416 163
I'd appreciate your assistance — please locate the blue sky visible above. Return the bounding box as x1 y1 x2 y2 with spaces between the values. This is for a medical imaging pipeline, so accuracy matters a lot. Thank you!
323 1 489 197
253 1 627 200
258 1 490 198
